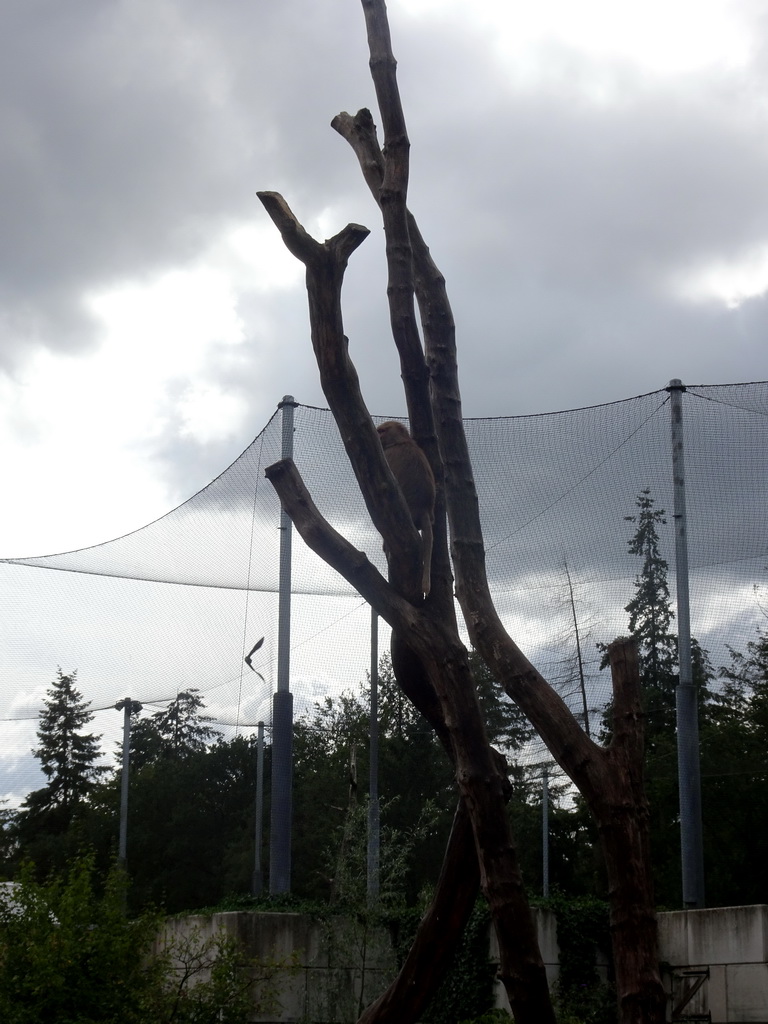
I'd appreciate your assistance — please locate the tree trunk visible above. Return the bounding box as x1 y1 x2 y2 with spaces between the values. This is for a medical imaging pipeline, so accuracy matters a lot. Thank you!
260 3 668 1021
264 460 556 1023
598 640 668 1024
357 799 479 1024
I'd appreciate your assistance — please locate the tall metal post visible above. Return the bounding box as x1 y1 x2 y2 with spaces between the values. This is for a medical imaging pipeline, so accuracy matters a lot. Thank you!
668 379 705 907
270 395 297 894
367 608 380 902
542 767 550 898
252 721 265 895
115 697 141 867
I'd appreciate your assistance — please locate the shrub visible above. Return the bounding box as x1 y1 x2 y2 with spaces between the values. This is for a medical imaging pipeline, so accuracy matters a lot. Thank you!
0 855 283 1024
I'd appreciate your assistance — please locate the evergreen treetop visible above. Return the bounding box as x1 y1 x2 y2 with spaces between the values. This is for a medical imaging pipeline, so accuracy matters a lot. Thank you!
29 669 105 813
623 488 678 694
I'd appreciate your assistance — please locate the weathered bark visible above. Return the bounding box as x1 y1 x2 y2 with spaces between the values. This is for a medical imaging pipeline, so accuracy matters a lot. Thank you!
265 459 555 1024
259 16 555 1016
331 100 666 1024
357 799 479 1024
599 640 668 1024
261 2 667 1021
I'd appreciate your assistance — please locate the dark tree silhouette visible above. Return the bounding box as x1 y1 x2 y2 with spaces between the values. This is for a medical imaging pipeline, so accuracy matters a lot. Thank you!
259 3 666 1021
29 669 105 815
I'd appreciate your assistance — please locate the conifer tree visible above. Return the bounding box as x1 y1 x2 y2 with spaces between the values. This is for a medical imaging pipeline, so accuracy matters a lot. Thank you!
624 489 678 711
620 490 712 727
29 669 105 814
152 689 218 755
129 688 218 768
11 670 107 877
615 491 718 905
598 490 677 740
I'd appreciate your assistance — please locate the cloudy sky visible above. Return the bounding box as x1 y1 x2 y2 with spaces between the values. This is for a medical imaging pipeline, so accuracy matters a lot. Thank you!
2 0 768 560
2 0 768 804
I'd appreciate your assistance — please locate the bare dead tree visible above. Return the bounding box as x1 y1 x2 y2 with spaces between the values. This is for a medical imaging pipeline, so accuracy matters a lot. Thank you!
259 2 666 1022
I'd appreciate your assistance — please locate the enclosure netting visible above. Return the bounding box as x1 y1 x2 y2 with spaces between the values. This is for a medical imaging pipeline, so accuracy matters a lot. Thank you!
1 381 767 801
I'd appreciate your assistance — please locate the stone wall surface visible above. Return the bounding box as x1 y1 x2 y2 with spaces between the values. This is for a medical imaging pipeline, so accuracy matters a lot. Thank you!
658 905 768 1023
161 904 768 1023
157 911 396 1023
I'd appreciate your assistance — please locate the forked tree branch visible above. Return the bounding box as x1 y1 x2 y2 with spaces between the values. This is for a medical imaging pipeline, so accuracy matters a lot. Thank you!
257 190 424 600
264 456 413 631
330 111 605 792
262 1 665 1019
263 7 556 1022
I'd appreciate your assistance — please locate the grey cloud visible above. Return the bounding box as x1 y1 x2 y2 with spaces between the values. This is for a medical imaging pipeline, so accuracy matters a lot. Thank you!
0 1 367 365
2 0 768 502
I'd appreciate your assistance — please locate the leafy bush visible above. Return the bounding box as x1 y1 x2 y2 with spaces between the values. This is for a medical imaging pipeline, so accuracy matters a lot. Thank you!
421 902 497 1024
0 855 286 1024
540 894 615 1024
0 857 162 1023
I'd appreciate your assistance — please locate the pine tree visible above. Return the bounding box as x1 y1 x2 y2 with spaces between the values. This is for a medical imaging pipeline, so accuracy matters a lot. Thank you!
129 688 219 769
612 491 717 905
30 669 105 814
598 490 678 740
624 489 678 705
705 620 768 905
10 670 108 876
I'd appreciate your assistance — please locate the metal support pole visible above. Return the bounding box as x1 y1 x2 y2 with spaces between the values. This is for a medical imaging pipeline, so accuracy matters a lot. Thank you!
252 721 265 896
368 607 380 903
667 379 705 908
542 767 550 898
114 698 142 867
270 395 297 894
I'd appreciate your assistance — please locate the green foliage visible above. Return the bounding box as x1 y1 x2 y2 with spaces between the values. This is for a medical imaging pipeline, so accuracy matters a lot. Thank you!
0 854 286 1024
32 669 107 811
328 796 441 911
540 894 614 1024
700 619 768 906
0 801 15 866
553 986 617 1024
509 788 604 900
468 650 535 760
0 855 161 1023
11 670 108 879
8 651 545 916
292 663 457 905
422 902 497 1024
623 490 677 692
599 490 722 906
124 734 259 913
598 490 681 740
129 689 220 769
152 925 293 1024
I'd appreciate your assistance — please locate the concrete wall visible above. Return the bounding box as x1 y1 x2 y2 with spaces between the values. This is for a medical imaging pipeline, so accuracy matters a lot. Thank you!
658 905 768 1023
490 907 562 1012
162 904 768 1023
492 905 768 1022
157 911 396 1023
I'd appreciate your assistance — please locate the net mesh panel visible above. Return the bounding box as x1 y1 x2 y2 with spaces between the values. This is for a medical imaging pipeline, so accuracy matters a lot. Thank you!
2 382 767 800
